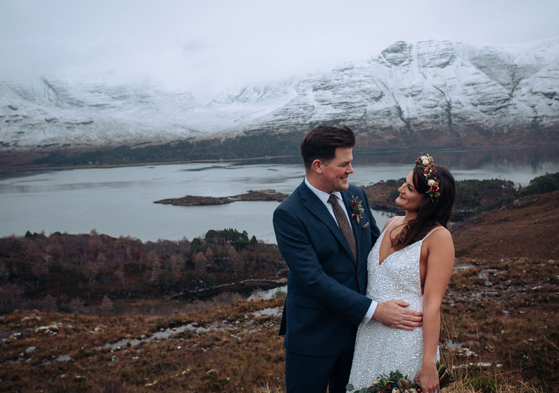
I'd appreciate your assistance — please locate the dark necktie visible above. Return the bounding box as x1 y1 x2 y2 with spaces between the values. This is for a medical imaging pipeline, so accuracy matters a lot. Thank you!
328 194 357 260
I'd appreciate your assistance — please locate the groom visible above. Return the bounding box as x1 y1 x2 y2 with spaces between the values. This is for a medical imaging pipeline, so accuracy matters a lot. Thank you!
273 125 423 393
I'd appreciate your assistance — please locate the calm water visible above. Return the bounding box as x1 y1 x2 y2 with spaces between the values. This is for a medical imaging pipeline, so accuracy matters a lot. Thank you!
1 147 558 243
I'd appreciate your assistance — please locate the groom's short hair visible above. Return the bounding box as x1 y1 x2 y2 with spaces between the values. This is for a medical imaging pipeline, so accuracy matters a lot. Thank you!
300 124 356 169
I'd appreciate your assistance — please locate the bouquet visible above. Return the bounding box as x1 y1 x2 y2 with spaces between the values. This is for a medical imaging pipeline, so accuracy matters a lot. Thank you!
346 364 454 393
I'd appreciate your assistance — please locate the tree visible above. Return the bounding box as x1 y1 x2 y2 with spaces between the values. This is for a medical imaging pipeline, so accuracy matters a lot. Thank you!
0 284 23 313
193 251 209 276
205 247 214 263
32 261 48 281
83 259 99 287
191 238 202 252
40 294 57 312
96 251 108 264
176 237 191 254
115 269 125 288
88 232 103 257
226 245 243 278
100 295 113 314
112 299 124 314
68 298 84 313
206 273 217 286
165 254 184 281
159 270 176 291
0 262 9 284
145 251 161 283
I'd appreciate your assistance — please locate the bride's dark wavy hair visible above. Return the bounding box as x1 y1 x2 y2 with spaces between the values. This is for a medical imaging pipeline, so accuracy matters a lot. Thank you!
391 164 456 251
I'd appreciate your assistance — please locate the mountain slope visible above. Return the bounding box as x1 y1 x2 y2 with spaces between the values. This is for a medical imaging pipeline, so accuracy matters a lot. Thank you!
1 38 558 152
220 38 559 148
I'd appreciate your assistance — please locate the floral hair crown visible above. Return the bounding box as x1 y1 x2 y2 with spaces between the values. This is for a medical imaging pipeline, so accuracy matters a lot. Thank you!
415 154 441 200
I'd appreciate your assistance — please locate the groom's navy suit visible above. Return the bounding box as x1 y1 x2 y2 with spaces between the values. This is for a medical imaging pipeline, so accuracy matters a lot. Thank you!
273 181 380 392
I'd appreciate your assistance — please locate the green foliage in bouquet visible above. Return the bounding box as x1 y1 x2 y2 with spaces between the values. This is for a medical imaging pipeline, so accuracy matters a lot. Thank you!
346 364 454 393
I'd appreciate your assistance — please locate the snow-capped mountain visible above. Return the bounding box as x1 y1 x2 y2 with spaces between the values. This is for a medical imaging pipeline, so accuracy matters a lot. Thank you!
0 78 204 149
215 38 559 146
1 37 558 151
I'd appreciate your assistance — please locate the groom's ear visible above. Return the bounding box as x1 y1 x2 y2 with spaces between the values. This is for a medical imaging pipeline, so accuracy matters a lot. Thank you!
312 159 324 174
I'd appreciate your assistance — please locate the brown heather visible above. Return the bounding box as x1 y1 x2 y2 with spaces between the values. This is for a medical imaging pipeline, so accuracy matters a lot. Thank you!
1 255 557 392
0 297 287 392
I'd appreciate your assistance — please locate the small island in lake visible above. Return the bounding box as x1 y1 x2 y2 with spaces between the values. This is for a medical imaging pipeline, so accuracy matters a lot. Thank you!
154 189 289 206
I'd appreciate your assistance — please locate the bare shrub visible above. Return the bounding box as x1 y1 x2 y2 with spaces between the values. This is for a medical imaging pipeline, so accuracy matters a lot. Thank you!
37 294 57 312
0 283 23 313
100 295 113 314
68 298 84 313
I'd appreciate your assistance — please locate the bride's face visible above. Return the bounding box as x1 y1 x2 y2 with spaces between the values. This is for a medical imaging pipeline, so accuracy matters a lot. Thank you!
395 171 427 212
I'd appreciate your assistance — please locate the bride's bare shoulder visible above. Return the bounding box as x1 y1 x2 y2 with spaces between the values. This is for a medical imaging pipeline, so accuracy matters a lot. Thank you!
382 216 403 231
432 225 452 238
425 225 453 245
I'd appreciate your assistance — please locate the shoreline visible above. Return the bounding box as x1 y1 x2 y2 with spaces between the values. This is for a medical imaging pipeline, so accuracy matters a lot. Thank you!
154 190 289 206
2 144 556 179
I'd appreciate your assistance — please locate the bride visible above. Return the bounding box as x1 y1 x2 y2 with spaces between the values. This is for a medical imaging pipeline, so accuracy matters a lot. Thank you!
347 154 456 393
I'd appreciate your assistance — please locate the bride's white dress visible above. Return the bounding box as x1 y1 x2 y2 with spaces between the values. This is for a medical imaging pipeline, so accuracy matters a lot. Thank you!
347 222 440 391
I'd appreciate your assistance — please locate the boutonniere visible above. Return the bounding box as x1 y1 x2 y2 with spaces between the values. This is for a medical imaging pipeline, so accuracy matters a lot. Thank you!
350 195 365 224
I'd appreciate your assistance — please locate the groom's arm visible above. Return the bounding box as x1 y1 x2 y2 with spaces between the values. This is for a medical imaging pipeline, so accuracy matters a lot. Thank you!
273 205 372 326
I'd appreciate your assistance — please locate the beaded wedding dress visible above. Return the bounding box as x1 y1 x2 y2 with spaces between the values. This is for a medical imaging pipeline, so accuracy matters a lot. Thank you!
347 221 441 391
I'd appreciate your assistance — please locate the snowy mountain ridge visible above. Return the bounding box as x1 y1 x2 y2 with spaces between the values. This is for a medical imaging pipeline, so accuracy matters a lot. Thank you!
1 37 558 151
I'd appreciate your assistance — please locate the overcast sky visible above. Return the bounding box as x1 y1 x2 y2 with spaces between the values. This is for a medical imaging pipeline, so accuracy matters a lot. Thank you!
1 0 559 103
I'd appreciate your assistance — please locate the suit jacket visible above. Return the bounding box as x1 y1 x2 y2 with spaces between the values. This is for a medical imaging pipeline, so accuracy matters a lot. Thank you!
273 181 380 356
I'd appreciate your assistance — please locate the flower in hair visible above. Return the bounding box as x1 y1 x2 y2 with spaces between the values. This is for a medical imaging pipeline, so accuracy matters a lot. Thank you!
415 154 440 200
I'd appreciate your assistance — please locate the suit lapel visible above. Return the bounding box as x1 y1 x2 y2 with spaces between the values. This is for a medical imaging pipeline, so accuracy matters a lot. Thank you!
299 183 355 262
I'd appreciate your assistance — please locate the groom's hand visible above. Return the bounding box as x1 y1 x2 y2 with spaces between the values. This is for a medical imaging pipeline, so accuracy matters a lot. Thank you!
372 300 423 330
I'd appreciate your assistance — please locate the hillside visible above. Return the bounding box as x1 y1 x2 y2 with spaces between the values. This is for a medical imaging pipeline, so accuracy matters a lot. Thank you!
364 173 559 262
0 257 557 392
363 178 518 217
452 191 559 261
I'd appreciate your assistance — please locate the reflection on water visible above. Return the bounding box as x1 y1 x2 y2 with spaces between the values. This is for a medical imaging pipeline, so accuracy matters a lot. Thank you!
0 147 557 243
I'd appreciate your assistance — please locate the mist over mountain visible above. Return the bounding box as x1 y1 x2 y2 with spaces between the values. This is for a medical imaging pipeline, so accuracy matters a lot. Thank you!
1 37 558 153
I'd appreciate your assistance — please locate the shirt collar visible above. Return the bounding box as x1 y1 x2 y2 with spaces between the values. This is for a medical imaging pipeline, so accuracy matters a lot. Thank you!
304 177 343 205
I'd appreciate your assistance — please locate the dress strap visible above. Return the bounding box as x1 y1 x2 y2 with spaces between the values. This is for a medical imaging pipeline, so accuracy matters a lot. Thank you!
385 217 399 231
423 226 443 240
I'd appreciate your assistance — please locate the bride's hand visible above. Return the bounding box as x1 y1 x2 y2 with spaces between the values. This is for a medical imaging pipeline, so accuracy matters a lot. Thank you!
415 363 439 393
372 300 423 330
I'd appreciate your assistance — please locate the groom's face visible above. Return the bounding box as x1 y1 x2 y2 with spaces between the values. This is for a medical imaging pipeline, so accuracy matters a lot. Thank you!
319 147 354 194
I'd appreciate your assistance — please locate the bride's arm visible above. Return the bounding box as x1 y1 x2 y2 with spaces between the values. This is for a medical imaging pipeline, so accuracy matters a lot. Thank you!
415 228 455 393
